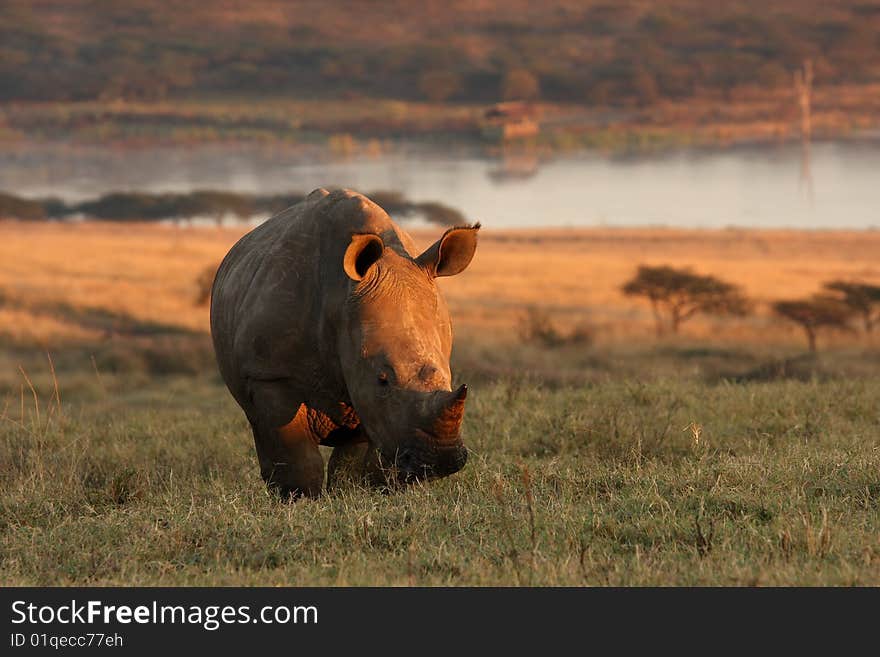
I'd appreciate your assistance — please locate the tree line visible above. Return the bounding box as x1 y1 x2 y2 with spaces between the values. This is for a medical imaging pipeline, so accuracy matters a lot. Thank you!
2 1 878 106
0 190 465 226
622 265 880 351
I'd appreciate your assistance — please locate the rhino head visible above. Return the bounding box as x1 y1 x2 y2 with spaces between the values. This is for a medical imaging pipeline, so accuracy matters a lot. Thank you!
337 223 479 483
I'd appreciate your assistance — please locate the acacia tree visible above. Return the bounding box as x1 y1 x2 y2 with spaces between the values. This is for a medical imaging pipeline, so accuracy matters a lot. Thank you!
622 265 751 336
823 280 880 334
772 295 854 352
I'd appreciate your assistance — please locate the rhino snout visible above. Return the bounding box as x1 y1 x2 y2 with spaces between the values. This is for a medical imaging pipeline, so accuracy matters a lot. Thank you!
371 384 470 482
433 443 468 477
390 441 468 482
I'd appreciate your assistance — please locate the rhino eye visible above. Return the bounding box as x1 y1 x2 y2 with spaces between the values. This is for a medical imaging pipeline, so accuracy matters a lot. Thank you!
377 372 390 387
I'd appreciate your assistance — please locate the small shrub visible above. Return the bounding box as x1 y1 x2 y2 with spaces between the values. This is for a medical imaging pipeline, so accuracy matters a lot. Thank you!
518 307 565 347
518 307 594 348
194 263 218 307
568 322 596 347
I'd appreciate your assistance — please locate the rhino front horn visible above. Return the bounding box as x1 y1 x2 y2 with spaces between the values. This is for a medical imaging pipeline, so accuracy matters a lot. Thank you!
432 384 467 441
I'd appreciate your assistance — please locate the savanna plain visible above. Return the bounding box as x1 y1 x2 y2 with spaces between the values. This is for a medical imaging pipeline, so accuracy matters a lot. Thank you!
1 221 879 585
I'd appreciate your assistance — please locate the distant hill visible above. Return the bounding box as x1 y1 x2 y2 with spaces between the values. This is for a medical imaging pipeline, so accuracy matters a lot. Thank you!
2 0 879 106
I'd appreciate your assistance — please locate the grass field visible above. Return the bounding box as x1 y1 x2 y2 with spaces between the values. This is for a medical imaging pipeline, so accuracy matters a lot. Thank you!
2 371 878 585
1 221 878 585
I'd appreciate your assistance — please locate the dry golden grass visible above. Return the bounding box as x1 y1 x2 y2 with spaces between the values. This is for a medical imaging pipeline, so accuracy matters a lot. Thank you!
435 226 880 345
1 220 878 348
0 222 230 343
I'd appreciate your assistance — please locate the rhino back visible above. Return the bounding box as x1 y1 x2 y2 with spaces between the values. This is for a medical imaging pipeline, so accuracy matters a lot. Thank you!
210 188 414 407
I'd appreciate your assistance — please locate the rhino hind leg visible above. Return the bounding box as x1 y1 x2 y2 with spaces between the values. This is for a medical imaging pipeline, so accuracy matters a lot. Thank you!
251 404 324 499
324 423 381 490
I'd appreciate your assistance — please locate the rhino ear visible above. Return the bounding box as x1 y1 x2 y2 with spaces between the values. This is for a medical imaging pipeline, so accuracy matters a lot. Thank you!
416 223 480 278
343 233 385 281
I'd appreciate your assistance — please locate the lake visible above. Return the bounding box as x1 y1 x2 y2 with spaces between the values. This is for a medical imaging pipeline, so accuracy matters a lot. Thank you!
1 140 878 229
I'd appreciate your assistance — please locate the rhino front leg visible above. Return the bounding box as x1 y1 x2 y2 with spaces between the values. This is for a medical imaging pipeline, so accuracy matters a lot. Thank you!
326 431 391 491
251 403 324 499
327 440 371 490
326 432 397 491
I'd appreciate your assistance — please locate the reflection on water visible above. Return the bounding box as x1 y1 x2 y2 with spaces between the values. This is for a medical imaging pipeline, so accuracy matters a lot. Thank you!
487 149 540 183
799 139 815 207
0 140 878 229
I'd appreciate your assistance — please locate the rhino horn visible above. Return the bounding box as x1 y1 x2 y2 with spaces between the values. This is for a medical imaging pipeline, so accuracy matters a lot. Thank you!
432 384 467 442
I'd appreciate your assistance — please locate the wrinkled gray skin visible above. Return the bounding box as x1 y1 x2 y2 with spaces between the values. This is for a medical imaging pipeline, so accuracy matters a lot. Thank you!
210 188 479 498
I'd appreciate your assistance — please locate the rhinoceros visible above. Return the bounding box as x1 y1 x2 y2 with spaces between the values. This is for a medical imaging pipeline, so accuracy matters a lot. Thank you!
210 188 479 498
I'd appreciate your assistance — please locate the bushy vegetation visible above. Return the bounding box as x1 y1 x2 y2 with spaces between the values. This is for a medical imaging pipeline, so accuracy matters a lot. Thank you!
0 189 467 226
2 1 878 107
194 264 217 307
518 306 594 348
0 193 46 221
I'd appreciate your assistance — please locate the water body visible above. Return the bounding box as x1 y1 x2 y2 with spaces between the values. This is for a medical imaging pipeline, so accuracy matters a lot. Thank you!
1 140 877 229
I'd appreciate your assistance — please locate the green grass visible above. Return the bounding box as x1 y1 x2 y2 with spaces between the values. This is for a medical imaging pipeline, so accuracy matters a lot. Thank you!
1 344 878 586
